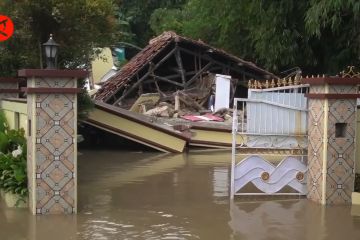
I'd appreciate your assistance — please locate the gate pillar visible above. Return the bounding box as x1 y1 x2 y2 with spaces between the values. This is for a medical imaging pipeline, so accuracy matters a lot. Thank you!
18 69 87 214
303 75 360 205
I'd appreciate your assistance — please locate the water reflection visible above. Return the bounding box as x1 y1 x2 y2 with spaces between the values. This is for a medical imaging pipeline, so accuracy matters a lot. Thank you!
229 200 307 240
0 149 360 240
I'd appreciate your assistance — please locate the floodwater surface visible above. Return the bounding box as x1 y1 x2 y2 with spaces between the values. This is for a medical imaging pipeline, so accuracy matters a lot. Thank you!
1 150 360 240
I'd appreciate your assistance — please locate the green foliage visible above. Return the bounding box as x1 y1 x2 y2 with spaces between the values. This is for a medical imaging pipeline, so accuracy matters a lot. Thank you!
0 0 113 120
147 0 360 74
149 8 185 35
0 111 9 152
78 79 94 121
0 111 8 133
305 0 360 36
0 111 28 200
0 150 28 198
1 0 359 76
148 0 313 72
305 0 360 73
117 0 187 46
0 0 121 76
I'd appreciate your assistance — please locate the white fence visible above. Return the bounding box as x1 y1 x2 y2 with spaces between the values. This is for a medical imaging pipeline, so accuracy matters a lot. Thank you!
235 84 309 135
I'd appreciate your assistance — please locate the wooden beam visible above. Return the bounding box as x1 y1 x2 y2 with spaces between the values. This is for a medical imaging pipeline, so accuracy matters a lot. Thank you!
154 70 198 80
152 75 184 87
154 80 167 97
194 55 197 72
175 47 186 86
104 66 150 103
113 71 151 105
208 66 222 72
178 92 204 111
230 78 238 102
108 48 178 103
153 47 177 70
178 47 260 79
185 62 213 87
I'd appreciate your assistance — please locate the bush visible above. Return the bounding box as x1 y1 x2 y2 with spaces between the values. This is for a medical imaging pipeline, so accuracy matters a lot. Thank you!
0 111 27 201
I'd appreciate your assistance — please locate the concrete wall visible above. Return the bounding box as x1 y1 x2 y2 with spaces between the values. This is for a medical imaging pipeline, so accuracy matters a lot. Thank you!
0 99 27 132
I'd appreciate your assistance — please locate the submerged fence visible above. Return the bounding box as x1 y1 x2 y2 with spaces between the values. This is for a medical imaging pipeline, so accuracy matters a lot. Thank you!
236 83 309 135
230 79 310 198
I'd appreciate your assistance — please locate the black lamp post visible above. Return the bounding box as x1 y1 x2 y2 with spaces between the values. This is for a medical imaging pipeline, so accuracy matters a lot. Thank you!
42 34 59 69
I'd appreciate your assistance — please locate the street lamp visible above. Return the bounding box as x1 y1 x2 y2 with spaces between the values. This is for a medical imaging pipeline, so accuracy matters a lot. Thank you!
42 34 59 69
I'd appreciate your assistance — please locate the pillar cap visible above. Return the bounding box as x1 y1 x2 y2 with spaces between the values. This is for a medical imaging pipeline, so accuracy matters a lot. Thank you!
0 77 25 83
302 77 360 85
18 69 88 78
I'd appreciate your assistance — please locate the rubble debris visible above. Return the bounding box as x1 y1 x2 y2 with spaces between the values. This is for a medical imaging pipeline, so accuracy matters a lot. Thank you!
144 102 175 117
129 93 160 113
214 107 229 117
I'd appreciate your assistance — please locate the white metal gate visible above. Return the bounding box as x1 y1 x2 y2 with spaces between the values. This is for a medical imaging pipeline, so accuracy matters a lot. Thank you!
230 84 309 198
247 84 309 134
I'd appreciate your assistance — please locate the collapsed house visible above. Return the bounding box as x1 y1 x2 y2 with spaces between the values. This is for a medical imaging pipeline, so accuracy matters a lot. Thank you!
95 31 276 114
84 32 278 152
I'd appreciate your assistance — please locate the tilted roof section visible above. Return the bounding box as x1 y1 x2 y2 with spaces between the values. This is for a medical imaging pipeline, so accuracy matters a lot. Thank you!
95 31 276 102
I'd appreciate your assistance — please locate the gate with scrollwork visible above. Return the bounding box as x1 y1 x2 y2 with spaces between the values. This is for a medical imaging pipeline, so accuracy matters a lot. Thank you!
230 81 309 197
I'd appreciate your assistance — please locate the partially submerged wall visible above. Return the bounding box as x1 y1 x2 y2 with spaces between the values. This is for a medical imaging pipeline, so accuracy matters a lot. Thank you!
0 99 27 131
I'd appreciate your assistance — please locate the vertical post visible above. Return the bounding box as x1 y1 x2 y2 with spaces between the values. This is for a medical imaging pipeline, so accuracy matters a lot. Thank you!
18 69 87 214
304 76 360 205
230 99 238 199
174 47 186 87
174 92 180 118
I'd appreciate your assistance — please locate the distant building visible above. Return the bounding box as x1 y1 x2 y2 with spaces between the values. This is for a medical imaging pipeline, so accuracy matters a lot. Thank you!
90 47 115 85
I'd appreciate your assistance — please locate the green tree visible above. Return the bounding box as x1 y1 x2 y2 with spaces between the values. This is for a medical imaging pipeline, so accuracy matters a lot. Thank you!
149 0 360 74
0 0 121 76
305 0 360 73
0 0 122 120
149 8 184 35
116 0 187 46
149 0 314 72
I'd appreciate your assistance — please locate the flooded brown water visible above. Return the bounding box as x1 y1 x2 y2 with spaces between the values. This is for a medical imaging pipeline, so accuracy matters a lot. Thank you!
1 149 360 240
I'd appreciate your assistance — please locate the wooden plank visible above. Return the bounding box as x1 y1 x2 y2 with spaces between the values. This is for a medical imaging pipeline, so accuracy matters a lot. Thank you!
185 62 213 87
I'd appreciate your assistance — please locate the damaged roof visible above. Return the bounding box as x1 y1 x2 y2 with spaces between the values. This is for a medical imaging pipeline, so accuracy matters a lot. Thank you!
95 31 277 102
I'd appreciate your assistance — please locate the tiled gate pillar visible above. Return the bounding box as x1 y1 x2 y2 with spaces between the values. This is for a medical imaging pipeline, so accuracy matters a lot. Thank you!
303 76 360 205
18 69 87 214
